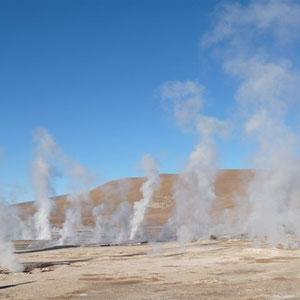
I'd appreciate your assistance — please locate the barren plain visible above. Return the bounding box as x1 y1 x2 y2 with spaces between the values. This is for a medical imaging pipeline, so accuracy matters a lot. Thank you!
0 238 300 299
1 170 300 299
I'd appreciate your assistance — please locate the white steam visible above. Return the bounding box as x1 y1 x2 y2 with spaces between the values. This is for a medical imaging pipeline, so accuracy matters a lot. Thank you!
59 163 94 245
0 152 24 272
228 58 300 245
203 0 300 245
129 154 161 240
33 128 59 240
92 178 133 243
32 127 96 244
93 202 132 244
0 203 24 272
202 0 300 49
160 81 229 243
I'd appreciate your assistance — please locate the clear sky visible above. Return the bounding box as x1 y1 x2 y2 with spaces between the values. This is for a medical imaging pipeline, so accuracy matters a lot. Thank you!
2 0 298 203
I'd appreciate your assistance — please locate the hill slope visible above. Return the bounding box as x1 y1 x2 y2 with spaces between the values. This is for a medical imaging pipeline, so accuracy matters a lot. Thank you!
16 170 253 228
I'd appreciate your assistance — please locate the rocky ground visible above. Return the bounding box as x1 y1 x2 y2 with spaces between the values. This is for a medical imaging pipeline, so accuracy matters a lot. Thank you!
1 238 300 299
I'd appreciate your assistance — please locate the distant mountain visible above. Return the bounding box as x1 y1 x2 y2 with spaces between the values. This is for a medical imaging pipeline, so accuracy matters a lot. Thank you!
16 170 254 228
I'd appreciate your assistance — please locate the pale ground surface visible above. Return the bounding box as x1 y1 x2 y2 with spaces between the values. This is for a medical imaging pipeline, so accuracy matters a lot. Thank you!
1 238 300 299
7 171 300 299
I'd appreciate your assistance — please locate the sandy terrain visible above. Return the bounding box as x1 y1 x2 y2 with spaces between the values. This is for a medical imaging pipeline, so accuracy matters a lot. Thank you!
16 170 254 228
1 238 300 299
4 170 299 299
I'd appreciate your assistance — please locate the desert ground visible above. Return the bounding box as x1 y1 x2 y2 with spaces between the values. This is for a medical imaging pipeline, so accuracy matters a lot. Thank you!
1 170 300 299
16 170 254 228
0 238 300 299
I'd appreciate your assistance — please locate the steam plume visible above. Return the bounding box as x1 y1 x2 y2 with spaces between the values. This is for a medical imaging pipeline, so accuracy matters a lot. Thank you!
59 163 94 245
160 81 229 243
0 151 31 271
203 0 300 245
129 154 161 240
92 178 133 244
33 128 58 240
0 201 23 272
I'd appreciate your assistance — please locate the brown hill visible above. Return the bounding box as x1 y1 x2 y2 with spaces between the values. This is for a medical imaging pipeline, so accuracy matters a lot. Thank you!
16 170 253 228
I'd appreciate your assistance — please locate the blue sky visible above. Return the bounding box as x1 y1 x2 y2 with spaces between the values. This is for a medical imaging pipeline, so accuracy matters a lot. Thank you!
1 0 289 202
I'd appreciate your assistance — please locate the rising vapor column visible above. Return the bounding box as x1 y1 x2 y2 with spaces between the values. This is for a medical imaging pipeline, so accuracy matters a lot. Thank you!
0 203 24 272
202 0 300 245
129 154 161 241
160 80 229 243
33 128 58 240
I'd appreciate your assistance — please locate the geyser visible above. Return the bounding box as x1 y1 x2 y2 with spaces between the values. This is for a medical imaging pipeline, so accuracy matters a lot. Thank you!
202 0 300 245
160 81 229 243
0 203 23 272
129 154 161 240
59 162 94 245
33 128 59 240
92 178 133 244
